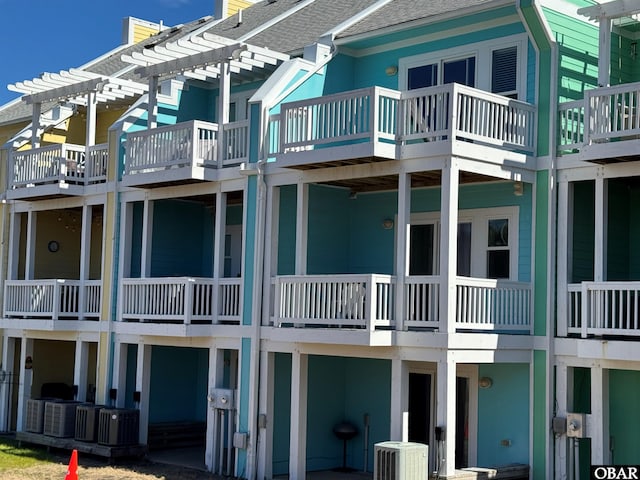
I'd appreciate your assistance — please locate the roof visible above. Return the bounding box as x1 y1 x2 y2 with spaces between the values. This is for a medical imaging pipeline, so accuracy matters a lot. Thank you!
336 0 503 40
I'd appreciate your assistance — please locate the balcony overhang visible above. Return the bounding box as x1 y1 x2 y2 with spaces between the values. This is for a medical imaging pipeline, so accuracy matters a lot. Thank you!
0 318 105 333
6 182 87 201
113 322 249 338
123 32 290 84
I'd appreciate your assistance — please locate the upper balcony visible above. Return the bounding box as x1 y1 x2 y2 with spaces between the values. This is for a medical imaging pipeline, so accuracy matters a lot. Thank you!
269 84 536 170
266 274 531 345
8 143 108 200
559 82 640 163
122 119 249 188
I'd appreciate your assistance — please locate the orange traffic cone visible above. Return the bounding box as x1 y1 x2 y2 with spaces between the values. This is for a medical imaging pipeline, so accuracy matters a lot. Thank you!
64 449 78 480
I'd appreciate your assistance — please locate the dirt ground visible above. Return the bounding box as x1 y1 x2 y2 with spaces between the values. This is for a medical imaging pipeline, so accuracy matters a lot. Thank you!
1 449 235 480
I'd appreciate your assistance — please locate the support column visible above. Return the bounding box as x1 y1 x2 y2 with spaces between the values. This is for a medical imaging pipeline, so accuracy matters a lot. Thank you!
557 180 569 337
594 174 606 282
436 353 456 478
79 205 92 319
589 366 609 465
257 350 275 480
141 199 154 278
73 341 90 402
148 76 158 129
136 343 152 445
7 210 20 280
597 17 612 87
85 91 97 148
0 336 16 432
389 358 408 441
31 102 41 148
440 160 459 334
262 185 279 326
555 363 573 480
206 347 224 472
289 351 308 480
295 183 308 276
16 337 34 432
25 211 37 280
217 61 231 167
111 342 128 408
395 173 411 331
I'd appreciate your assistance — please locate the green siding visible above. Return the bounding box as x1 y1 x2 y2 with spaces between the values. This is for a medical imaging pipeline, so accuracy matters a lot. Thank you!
572 181 595 283
534 170 549 336
532 350 547 480
609 370 640 464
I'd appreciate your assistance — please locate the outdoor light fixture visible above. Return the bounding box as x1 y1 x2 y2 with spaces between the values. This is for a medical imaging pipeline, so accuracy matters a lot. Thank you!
513 181 524 196
479 377 493 389
385 65 398 76
382 218 394 230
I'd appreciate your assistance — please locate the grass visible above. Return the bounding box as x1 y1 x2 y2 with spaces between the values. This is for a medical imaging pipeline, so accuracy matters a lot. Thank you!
0 436 54 471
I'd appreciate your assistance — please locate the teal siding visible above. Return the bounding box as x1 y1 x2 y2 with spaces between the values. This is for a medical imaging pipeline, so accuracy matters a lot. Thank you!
148 346 208 423
277 185 297 275
272 353 292 475
477 363 529 466
609 370 640 464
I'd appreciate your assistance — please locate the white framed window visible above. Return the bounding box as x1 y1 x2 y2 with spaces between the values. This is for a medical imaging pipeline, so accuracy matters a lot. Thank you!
229 90 256 122
409 206 519 280
399 34 528 100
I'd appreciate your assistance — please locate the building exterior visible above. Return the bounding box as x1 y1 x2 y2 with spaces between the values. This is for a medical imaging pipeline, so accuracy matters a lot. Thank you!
0 1 638 479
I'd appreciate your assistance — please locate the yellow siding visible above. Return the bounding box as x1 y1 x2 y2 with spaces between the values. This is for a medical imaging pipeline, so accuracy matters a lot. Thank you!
133 24 161 43
96 108 127 144
0 122 28 146
228 0 254 16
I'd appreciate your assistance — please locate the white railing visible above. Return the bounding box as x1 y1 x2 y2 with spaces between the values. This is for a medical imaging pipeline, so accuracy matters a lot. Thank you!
125 120 218 175
270 84 535 156
120 277 241 324
10 143 108 189
271 274 395 329
455 277 531 331
404 276 440 329
558 100 584 151
4 279 101 320
567 282 640 337
222 120 249 165
275 87 400 154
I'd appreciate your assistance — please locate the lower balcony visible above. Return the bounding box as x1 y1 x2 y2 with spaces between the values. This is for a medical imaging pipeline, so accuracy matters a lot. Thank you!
8 143 108 200
2 280 101 330
118 277 242 332
122 119 248 187
269 274 531 337
567 282 640 338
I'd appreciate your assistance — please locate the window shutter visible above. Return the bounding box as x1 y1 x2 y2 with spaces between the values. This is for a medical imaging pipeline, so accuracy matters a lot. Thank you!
491 46 518 97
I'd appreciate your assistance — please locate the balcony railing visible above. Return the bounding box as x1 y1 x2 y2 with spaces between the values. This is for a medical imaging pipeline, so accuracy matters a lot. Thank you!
559 82 640 154
567 282 640 337
269 84 535 161
120 277 242 324
270 274 531 332
10 143 108 190
4 280 101 320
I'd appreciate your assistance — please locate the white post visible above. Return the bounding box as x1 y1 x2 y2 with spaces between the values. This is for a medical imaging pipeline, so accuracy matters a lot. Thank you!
395 173 411 331
136 343 152 445
213 190 226 324
257 350 275 480
86 91 97 148
594 175 606 282
7 210 20 280
148 76 158 129
262 185 279 327
25 211 37 280
73 341 89 402
141 199 154 278
206 347 223 472
79 205 92 319
590 366 609 465
0 336 16 432
112 342 128 408
440 160 459 333
217 61 231 167
389 358 408 441
597 17 611 87
436 353 456 478
16 337 34 432
31 102 41 149
557 180 569 337
289 351 308 480
295 183 308 276
555 363 571 480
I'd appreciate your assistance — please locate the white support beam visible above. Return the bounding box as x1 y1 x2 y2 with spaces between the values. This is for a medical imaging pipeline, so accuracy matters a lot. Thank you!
0 336 16 432
206 347 224 472
436 354 457 478
136 343 152 445
31 102 41 148
85 91 97 148
594 175 606 282
289 351 308 480
213 190 227 279
141 199 154 278
23 77 104 105
16 337 34 432
295 183 308 276
217 61 231 167
79 205 92 319
73 341 90 402
257 351 275 480
389 358 408 441
589 366 610 465
7 211 20 280
439 160 459 334
263 185 279 326
148 76 158 130
136 44 246 78
555 363 572 480
598 18 612 87
395 173 411 332
25 211 37 281
112 342 128 408
557 180 569 338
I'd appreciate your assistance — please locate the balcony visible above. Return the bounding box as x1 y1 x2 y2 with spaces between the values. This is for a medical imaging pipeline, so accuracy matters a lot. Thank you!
8 143 108 200
122 119 249 187
3 280 101 330
268 274 531 342
559 82 640 162
269 84 536 169
567 282 640 338
117 277 242 335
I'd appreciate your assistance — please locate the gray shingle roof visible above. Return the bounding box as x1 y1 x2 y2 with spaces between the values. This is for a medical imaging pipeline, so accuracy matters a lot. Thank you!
337 0 502 40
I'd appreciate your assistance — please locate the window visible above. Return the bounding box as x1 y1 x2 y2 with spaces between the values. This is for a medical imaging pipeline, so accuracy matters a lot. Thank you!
487 218 510 279
491 46 518 99
407 56 476 90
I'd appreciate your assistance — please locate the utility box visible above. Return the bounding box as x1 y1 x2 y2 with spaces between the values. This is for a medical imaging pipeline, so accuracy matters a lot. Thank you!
566 413 586 438
208 388 235 410
374 441 428 480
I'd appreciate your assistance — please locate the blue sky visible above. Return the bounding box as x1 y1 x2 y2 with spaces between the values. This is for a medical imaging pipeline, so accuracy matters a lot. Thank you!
0 0 216 106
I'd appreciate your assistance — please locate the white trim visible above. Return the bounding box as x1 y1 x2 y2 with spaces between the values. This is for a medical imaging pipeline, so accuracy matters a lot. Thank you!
399 33 528 100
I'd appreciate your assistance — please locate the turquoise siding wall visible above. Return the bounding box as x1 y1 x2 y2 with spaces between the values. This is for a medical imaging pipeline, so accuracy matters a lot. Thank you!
148 346 208 423
477 363 529 466
272 355 391 475
280 182 532 281
609 369 640 464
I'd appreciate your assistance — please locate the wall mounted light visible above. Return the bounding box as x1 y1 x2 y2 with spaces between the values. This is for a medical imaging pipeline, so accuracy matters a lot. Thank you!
385 65 398 76
382 218 394 230
479 376 493 389
513 181 524 197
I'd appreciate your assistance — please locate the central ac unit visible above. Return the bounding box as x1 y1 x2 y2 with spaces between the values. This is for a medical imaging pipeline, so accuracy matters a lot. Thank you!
44 401 81 437
98 408 139 446
75 404 103 442
374 441 428 480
